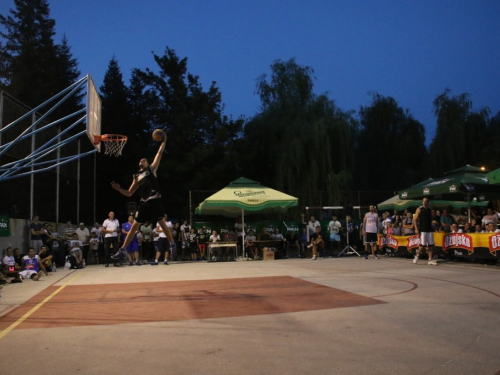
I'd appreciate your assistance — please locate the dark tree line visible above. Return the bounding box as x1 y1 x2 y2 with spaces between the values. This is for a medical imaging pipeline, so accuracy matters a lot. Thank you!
1 0 500 222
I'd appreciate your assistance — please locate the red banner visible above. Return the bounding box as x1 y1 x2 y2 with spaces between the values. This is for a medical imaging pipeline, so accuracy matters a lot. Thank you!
442 233 474 254
379 235 399 250
488 234 500 255
406 235 420 250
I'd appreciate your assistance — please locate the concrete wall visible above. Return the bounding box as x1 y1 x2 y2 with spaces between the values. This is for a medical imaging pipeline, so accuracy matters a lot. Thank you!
0 218 30 255
0 218 70 257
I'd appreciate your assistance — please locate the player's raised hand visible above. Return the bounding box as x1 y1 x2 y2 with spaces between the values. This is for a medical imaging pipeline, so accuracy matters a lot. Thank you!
110 181 121 190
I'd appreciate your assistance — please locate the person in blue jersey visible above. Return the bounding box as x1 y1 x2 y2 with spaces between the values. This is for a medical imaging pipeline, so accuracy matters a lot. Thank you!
19 248 49 281
110 138 175 260
121 215 141 266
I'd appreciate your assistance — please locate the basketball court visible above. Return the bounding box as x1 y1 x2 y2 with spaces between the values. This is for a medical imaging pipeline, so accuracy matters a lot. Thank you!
1 76 499 374
0 257 499 375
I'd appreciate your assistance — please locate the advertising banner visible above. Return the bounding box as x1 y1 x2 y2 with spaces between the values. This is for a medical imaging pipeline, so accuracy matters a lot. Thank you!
0 215 10 237
377 232 499 258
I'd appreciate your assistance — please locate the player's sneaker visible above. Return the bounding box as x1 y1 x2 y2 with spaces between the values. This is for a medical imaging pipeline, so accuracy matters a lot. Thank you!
312 255 317 260
413 255 419 264
151 261 158 266
428 260 438 266
164 260 169 265
128 261 134 266
374 255 379 260
363 255 368 259
111 249 126 259
135 262 141 266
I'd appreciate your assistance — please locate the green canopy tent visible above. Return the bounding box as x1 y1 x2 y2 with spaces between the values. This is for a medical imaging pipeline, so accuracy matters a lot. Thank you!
487 167 500 185
195 177 299 257
378 194 488 212
398 165 500 221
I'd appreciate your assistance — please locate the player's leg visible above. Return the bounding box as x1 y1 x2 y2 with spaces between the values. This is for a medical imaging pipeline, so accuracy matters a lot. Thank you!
427 244 437 265
414 245 423 264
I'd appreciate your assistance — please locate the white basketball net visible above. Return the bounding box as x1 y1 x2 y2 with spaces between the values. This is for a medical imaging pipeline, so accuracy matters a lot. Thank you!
101 134 127 157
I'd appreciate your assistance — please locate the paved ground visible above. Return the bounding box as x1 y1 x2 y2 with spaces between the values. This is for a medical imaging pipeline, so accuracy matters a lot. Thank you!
0 257 499 375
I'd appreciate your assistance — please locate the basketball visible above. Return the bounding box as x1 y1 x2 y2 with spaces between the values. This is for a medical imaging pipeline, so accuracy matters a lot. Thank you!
152 129 166 142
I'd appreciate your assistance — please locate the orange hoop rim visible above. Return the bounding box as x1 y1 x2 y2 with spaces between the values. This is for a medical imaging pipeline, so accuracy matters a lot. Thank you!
95 134 128 157
99 134 128 142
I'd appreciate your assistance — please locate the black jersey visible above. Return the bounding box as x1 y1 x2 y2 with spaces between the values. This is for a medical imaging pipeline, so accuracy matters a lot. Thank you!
197 232 207 244
188 233 197 243
134 166 160 201
417 205 433 232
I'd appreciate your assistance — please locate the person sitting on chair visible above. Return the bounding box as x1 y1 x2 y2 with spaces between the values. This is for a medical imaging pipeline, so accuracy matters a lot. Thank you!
209 230 221 261
244 230 258 259
307 226 324 260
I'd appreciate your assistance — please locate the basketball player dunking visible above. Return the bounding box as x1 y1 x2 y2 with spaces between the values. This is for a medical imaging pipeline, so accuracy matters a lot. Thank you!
110 132 176 260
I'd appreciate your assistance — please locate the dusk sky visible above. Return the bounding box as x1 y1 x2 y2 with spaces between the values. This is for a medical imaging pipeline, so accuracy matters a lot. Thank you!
1 0 499 144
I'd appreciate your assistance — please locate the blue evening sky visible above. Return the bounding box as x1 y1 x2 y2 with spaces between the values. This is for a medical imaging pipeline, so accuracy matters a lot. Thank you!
1 0 499 144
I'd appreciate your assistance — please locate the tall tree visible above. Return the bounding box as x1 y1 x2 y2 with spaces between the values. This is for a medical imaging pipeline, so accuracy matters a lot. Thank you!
54 34 82 113
243 58 356 208
0 0 58 105
429 89 489 175
94 56 135 218
119 47 243 217
355 93 427 191
480 111 500 170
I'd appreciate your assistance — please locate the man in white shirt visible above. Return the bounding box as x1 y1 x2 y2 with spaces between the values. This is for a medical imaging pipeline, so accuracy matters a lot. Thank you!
328 215 342 252
482 208 498 230
301 214 321 239
102 212 120 267
75 222 90 261
151 214 173 265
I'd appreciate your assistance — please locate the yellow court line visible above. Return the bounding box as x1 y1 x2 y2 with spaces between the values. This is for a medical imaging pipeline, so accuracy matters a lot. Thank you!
0 270 85 340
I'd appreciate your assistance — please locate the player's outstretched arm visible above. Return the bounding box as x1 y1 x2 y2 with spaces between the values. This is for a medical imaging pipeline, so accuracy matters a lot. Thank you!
150 140 166 175
111 179 139 197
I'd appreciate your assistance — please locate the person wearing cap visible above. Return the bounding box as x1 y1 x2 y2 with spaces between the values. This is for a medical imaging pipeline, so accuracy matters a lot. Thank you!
75 222 90 262
485 222 500 233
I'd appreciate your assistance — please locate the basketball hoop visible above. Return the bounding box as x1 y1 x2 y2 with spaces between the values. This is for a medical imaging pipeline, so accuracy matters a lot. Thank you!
97 134 128 157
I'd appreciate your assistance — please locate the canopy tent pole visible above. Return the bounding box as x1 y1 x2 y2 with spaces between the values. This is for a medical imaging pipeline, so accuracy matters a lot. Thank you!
241 209 245 259
468 193 471 224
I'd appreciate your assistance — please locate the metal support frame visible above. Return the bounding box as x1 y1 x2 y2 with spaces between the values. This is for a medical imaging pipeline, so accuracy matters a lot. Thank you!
0 76 96 182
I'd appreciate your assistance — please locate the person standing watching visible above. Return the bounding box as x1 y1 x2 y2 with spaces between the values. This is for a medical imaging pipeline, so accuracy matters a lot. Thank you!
102 212 120 267
440 209 454 233
76 222 90 262
29 215 45 254
362 205 379 259
413 198 437 266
